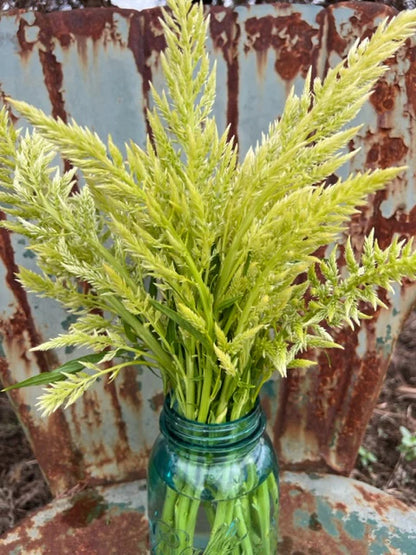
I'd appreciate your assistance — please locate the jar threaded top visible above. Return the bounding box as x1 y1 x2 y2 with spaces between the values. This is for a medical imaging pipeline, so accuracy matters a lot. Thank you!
159 397 266 452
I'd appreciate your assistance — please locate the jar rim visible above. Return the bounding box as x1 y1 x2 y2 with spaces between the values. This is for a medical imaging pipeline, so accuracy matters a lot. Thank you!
159 395 266 452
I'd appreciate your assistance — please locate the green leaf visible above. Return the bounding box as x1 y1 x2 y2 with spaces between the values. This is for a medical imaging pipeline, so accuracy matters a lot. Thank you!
2 352 107 391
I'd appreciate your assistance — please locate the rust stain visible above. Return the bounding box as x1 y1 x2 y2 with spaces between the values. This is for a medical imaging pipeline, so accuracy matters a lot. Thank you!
16 15 66 122
370 191 407 250
405 42 416 116
0 217 87 494
128 8 166 137
0 493 149 555
370 79 399 114
336 356 385 472
46 8 116 45
314 367 359 470
0 219 50 375
23 405 87 495
60 489 108 528
244 12 318 82
149 391 164 412
15 8 125 122
324 7 347 60
353 483 409 516
38 49 67 122
324 2 396 84
278 479 377 554
119 365 142 408
104 378 132 467
16 18 37 62
209 7 240 144
334 501 348 512
366 135 408 169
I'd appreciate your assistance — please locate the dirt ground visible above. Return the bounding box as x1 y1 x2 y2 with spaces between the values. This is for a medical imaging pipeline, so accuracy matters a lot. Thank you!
0 394 51 535
0 314 415 536
351 312 416 508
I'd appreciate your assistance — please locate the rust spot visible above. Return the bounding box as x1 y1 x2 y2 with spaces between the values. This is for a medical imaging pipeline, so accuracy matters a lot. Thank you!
25 407 87 495
61 489 108 528
366 135 408 169
354 483 409 516
149 390 164 412
0 221 49 375
277 475 415 554
278 535 294 554
16 18 37 61
405 43 416 117
1 494 149 554
210 7 240 144
119 365 142 407
308 512 322 532
244 13 318 81
325 3 396 63
38 48 67 122
104 377 132 467
128 8 166 137
335 344 386 473
370 79 398 114
36 8 116 49
278 478 378 554
324 7 347 60
313 331 363 473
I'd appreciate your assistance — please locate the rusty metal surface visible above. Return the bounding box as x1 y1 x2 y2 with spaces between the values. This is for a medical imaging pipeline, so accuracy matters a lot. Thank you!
1 472 415 554
254 1 416 475
0 2 416 495
278 471 416 554
0 480 149 554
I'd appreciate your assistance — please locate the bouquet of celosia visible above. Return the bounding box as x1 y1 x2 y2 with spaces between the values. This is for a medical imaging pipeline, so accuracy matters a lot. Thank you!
2 0 416 551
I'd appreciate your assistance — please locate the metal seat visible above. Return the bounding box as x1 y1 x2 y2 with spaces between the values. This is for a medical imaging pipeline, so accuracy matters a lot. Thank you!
2 473 416 553
1 2 415 552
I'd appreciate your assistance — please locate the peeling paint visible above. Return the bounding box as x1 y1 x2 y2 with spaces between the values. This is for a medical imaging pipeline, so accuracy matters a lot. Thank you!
0 3 416 500
2 473 415 554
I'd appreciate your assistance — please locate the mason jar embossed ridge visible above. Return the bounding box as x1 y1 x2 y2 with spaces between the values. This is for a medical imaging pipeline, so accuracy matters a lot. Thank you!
147 396 279 554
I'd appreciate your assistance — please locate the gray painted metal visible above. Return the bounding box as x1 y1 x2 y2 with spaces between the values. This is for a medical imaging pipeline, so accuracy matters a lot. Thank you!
0 2 415 497
1 472 415 553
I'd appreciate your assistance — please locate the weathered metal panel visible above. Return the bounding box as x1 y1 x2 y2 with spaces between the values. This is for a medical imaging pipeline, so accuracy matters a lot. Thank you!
278 471 416 554
0 3 415 493
270 2 416 475
1 472 415 554
0 480 149 554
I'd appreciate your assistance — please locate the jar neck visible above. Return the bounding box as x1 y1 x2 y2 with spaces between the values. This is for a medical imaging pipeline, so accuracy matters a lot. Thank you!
159 396 265 452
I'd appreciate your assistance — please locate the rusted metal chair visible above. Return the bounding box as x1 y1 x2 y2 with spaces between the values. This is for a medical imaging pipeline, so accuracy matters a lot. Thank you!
0 2 416 553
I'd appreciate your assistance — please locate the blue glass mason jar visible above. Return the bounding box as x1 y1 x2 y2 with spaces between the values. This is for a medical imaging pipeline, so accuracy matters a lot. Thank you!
147 397 279 554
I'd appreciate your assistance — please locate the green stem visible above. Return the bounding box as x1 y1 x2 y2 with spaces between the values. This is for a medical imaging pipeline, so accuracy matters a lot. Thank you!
214 373 241 423
185 345 196 419
105 296 174 373
204 498 235 551
161 486 178 528
186 497 201 548
196 355 214 422
267 471 280 544
256 479 271 555
233 499 254 555
174 494 191 550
